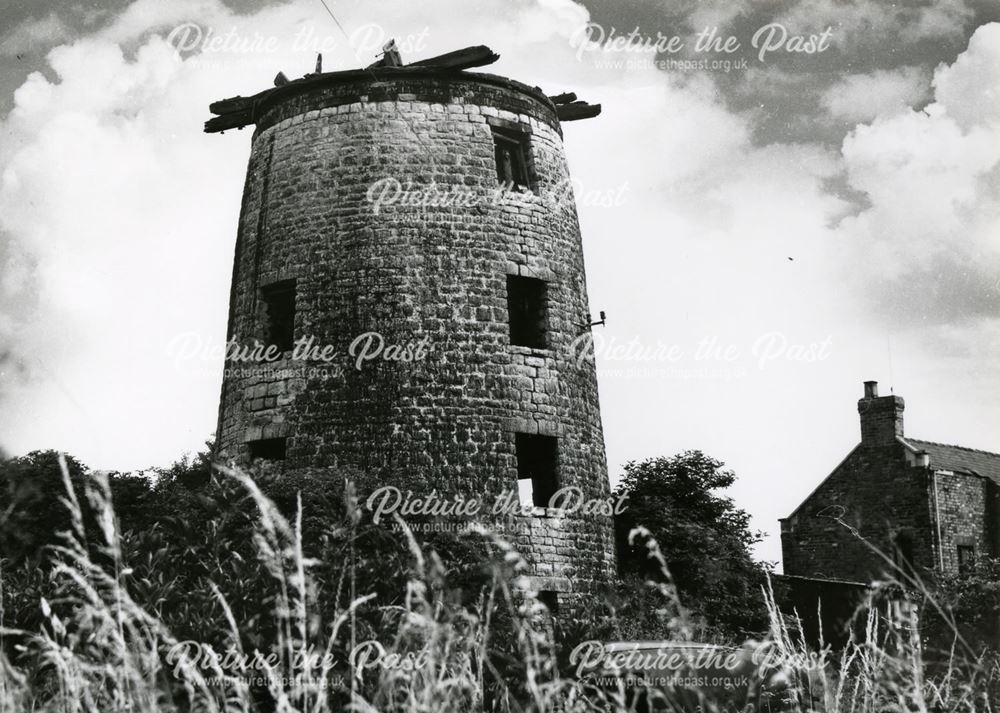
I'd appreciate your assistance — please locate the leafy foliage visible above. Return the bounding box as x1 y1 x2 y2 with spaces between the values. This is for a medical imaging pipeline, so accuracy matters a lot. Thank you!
0 448 498 672
613 450 772 639
3 447 998 711
922 554 1000 693
0 450 90 564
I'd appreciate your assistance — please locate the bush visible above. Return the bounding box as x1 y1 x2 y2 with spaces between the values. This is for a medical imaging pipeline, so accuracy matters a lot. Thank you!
2 450 997 711
613 451 772 640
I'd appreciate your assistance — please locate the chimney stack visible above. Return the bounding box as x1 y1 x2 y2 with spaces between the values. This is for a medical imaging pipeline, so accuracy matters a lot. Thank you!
857 380 904 446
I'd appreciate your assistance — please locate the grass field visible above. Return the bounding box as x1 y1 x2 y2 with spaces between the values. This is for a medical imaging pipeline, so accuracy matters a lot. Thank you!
1 457 996 712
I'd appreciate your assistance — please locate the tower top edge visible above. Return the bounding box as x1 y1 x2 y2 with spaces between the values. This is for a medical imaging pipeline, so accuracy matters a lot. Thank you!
205 67 563 135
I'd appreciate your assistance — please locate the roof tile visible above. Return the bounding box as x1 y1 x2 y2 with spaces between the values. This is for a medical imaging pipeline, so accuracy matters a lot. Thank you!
906 438 1000 485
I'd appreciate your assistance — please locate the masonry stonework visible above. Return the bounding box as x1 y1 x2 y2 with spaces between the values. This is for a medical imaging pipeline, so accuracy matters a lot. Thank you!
780 443 936 581
934 472 994 574
781 381 1000 583
213 69 617 606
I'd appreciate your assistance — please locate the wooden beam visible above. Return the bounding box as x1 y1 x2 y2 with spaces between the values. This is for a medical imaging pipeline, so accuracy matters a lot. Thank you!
557 102 601 121
205 109 254 133
548 92 577 105
209 94 266 116
205 45 523 133
407 45 499 70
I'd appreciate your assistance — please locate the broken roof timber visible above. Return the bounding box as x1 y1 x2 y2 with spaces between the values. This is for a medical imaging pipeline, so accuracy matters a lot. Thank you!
557 101 601 121
406 45 500 70
205 44 600 133
548 92 578 104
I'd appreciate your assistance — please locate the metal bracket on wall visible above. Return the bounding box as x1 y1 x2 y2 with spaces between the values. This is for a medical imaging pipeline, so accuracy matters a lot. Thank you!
576 310 606 331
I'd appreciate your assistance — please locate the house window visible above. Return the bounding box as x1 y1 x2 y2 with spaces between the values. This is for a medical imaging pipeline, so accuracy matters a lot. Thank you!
248 437 286 462
492 127 531 188
957 545 975 574
261 279 296 353
515 433 558 508
507 276 547 349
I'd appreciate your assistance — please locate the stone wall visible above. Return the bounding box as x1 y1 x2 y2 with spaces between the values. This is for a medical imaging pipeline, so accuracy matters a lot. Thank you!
933 471 991 573
215 72 616 602
780 443 936 581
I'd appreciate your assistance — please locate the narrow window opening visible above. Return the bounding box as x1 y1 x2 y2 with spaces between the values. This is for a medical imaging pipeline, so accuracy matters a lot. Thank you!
957 544 975 574
492 127 531 188
538 590 559 616
893 531 915 578
515 433 558 508
536 590 561 643
507 275 547 349
248 437 286 462
261 279 296 353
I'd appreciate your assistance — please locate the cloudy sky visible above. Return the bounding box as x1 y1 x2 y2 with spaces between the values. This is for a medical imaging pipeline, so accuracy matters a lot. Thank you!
1 0 998 565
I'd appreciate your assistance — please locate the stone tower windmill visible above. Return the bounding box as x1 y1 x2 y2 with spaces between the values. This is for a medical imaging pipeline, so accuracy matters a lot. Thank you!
208 46 616 610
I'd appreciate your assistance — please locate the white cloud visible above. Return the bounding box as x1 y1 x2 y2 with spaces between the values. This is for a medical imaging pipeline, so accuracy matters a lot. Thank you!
0 13 73 58
899 1 976 44
821 66 930 123
97 0 233 44
0 28 249 467
836 23 1000 290
0 0 846 494
1 0 998 568
776 0 974 48
932 22 1000 131
7 0 785 470
686 0 756 34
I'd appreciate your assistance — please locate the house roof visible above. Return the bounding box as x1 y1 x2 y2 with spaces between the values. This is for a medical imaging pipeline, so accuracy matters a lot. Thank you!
904 438 1000 485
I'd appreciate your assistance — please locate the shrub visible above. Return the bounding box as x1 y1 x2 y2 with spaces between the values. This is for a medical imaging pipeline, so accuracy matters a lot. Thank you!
1 452 997 712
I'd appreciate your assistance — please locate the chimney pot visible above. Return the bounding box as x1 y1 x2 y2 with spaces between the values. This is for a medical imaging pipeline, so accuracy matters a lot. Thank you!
915 450 930 468
863 380 878 399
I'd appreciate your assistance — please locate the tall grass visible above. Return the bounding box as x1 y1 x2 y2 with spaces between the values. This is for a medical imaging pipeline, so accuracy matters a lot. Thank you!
0 456 996 712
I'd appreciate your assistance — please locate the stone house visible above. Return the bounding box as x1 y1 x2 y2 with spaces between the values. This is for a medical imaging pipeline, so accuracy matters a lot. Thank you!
781 381 1000 583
